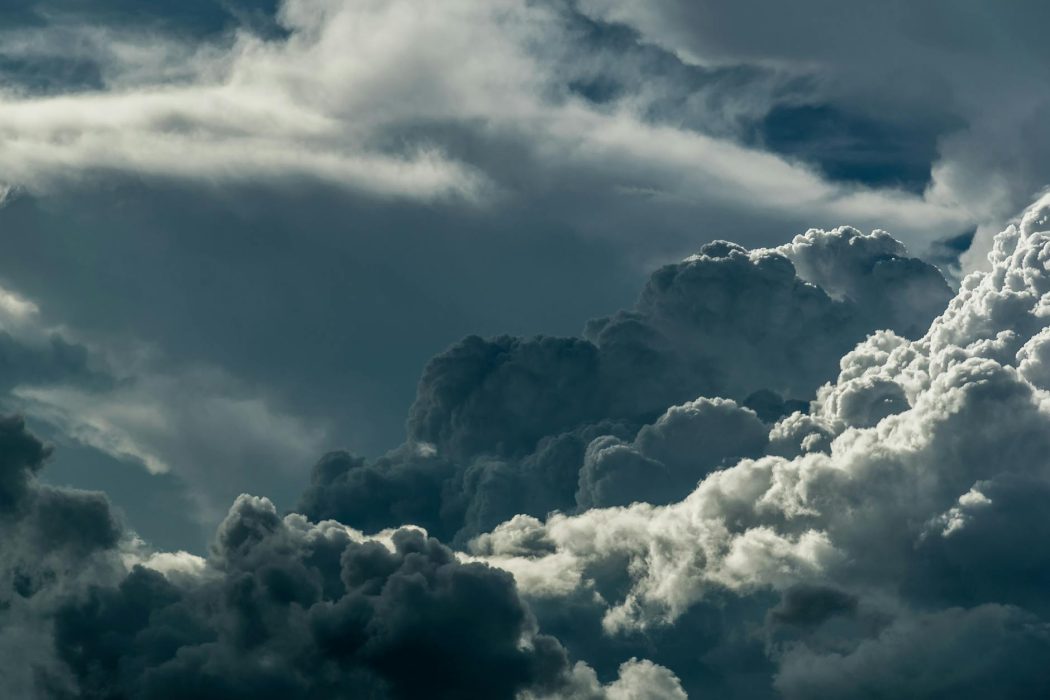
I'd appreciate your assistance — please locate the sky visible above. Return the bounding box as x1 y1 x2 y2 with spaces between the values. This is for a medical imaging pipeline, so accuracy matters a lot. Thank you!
2 2 1050 698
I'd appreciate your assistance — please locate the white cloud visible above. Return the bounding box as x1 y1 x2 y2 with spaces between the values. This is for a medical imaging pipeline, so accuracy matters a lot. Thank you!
0 0 972 244
472 195 1050 647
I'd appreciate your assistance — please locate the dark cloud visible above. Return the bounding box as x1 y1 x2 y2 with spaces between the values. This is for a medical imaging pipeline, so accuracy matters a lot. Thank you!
472 198 1050 698
576 398 768 509
0 416 126 696
301 227 950 541
7 206 1050 698
3 415 679 699
53 503 570 700
577 0 1050 243
775 605 1050 700
0 0 280 35
0 331 107 394
767 585 858 630
746 104 951 193
0 416 120 558
1 3 1047 697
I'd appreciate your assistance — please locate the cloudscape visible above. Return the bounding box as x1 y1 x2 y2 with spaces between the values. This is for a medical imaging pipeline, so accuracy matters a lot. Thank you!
2 1 1050 698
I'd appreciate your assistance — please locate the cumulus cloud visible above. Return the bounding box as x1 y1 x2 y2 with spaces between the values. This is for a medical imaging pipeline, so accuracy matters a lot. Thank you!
575 397 767 509
9 200 1050 697
0 279 324 534
0 416 128 696
0 416 680 699
300 225 949 542
468 196 1050 695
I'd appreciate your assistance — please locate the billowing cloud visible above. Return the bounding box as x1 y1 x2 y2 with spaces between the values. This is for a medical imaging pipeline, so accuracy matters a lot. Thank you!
300 225 950 542
0 414 681 698
6 199 1050 696
471 195 1050 696
0 416 127 697
2 4 1049 697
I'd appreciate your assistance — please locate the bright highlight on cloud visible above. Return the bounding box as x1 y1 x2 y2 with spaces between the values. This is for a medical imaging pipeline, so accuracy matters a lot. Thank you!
5 196 1050 697
0 0 973 241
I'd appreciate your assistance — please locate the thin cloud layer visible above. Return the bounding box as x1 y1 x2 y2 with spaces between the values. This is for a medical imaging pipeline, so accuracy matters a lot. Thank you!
575 0 1050 265
0 279 324 529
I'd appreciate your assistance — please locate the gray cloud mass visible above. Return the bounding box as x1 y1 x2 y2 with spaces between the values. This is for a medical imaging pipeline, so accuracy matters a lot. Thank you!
300 225 950 543
1 2 1050 698
5 199 1050 697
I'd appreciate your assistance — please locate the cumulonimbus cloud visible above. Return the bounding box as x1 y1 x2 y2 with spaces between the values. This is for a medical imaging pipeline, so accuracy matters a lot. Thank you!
299 225 950 544
5 197 1050 697
472 194 1050 696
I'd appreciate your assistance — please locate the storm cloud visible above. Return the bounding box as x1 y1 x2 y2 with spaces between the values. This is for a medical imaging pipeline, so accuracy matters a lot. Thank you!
1 3 1049 697
0 413 685 699
474 195 1050 696
300 225 950 542
4 200 1050 697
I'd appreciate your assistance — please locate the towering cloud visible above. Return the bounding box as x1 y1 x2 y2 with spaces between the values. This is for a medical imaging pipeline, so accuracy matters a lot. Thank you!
10 200 1050 697
301 226 951 542
474 195 1050 696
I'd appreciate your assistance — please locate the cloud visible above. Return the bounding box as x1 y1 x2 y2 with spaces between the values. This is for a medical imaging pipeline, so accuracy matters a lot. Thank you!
575 397 768 509
574 0 1050 251
774 605 1050 700
300 225 949 542
6 199 1050 697
0 0 973 242
0 279 325 538
469 196 1050 695
0 416 127 696
0 282 109 395
14 369 325 524
0 419 680 699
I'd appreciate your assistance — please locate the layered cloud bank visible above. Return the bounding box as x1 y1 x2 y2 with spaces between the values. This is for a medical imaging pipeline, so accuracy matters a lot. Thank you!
0 0 975 244
6 200 1050 697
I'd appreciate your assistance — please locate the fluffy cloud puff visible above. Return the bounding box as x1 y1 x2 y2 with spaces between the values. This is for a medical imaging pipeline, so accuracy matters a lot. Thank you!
17 205 1050 697
301 225 950 543
472 195 1050 696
